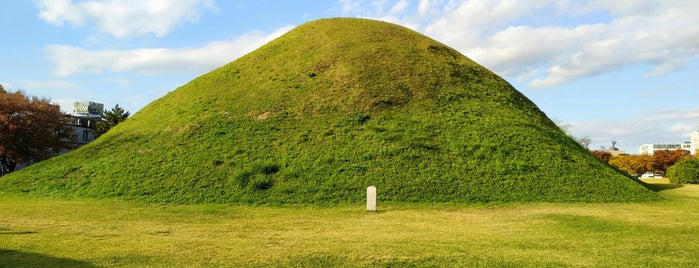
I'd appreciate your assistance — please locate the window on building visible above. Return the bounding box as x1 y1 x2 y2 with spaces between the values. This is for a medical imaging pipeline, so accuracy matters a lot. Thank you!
82 130 90 141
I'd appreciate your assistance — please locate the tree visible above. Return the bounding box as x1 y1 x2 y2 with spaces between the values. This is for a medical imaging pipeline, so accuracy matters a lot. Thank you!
553 119 591 149
0 89 76 176
667 158 699 184
576 136 592 149
591 150 612 163
652 149 690 173
608 154 653 177
93 104 130 138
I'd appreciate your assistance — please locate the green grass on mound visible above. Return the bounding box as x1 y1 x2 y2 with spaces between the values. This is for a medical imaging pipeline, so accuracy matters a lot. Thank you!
0 18 658 204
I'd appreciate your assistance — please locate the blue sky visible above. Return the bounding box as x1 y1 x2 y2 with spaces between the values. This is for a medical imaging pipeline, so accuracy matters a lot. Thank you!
1 0 697 153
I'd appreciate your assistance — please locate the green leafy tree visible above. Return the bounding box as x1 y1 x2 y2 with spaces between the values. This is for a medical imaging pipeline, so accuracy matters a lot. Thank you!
667 157 699 184
1 88 76 175
93 104 130 138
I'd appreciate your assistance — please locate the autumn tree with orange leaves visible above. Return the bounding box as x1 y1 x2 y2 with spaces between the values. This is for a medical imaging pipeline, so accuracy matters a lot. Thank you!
608 154 654 177
652 149 691 173
608 150 692 177
590 150 612 163
0 86 76 176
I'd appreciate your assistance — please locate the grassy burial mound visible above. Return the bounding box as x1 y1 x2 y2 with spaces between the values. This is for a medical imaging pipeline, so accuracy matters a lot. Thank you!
1 18 658 204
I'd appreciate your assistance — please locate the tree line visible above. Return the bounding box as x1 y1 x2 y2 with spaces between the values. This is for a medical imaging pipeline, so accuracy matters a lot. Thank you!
556 119 698 183
591 148 699 184
0 85 128 176
598 149 691 177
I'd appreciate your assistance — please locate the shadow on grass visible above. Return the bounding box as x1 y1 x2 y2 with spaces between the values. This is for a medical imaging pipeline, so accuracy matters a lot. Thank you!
0 249 96 268
0 228 37 235
645 183 684 192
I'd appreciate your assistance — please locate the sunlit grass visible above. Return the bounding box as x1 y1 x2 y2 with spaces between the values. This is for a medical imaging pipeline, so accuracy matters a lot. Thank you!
1 184 698 267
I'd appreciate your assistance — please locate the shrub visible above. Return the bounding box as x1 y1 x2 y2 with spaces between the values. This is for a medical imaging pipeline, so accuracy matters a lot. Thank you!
667 158 699 184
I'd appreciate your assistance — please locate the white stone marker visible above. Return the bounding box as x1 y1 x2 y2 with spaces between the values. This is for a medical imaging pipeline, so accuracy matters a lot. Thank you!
367 186 377 212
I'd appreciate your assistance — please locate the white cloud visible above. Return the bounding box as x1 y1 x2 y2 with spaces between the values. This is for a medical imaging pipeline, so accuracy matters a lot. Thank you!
39 1 699 88
569 106 699 151
1 80 80 100
36 0 217 38
642 107 699 123
52 98 81 113
37 0 86 26
3 80 89 112
417 0 430 14
337 0 699 88
390 0 410 14
338 0 362 13
0 81 14 90
21 80 79 90
45 26 293 77
529 4 699 87
645 60 687 77
591 0 663 16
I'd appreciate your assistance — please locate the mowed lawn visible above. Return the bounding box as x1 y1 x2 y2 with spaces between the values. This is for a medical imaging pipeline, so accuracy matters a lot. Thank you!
1 181 698 267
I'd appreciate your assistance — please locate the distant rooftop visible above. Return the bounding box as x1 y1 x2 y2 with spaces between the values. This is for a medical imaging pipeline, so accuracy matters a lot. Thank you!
72 101 103 118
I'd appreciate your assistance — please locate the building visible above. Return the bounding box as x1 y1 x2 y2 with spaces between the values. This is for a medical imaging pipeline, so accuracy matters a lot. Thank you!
639 130 699 155
602 141 627 156
69 101 103 147
639 143 693 155
603 148 627 157
692 131 699 155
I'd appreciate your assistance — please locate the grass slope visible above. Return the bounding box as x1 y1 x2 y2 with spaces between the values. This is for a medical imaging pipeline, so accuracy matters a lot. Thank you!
0 18 657 204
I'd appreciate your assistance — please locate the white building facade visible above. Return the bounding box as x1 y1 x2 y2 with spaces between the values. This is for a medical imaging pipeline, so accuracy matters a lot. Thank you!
70 101 103 147
640 130 699 155
692 130 699 155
